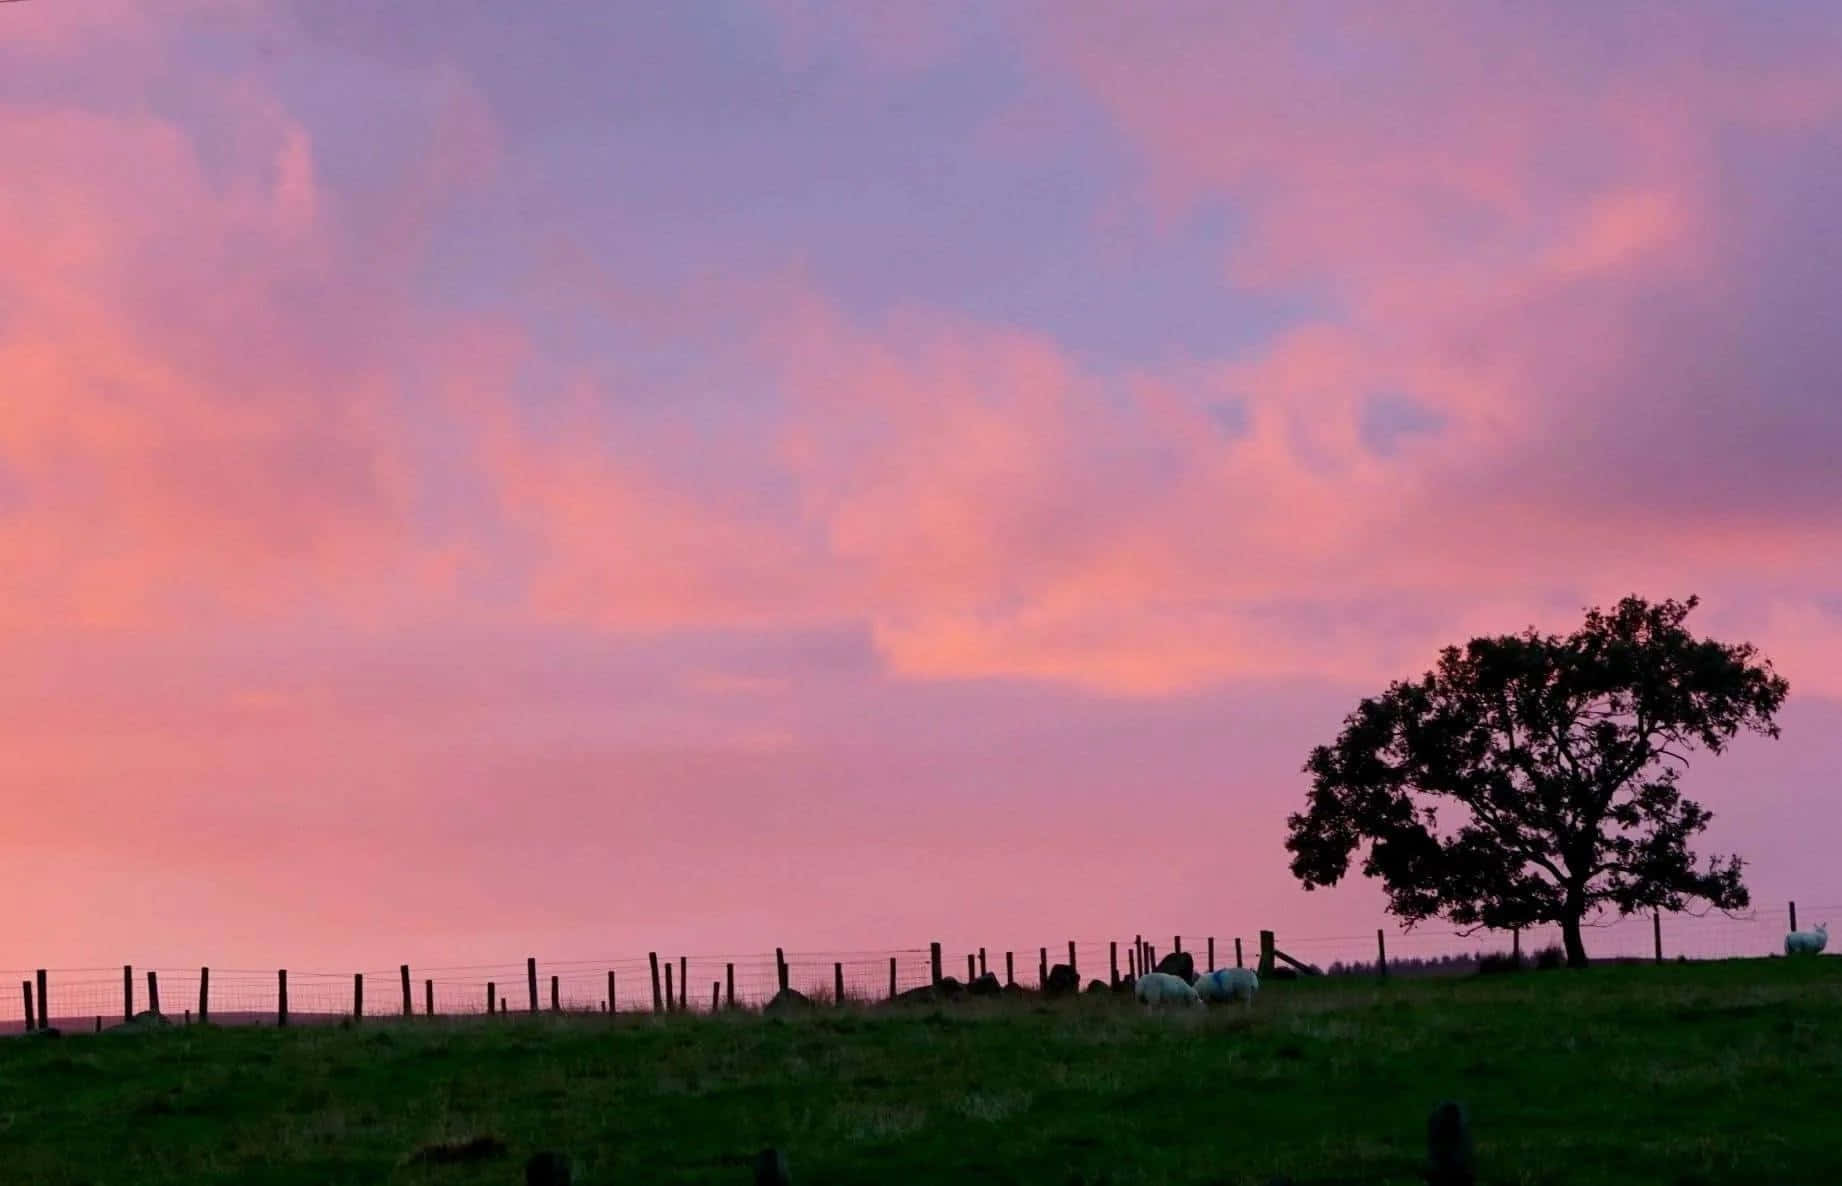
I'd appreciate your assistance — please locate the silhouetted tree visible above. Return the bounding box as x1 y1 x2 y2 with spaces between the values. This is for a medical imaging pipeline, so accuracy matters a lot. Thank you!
1286 595 1787 968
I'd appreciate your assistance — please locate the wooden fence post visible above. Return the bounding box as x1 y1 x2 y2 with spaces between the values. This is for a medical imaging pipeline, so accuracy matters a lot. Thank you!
1234 937 1244 968
929 943 942 986
148 970 161 1017
664 962 675 1013
527 958 539 1013
978 947 988 978
353 973 363 1022
679 958 688 1010
487 982 496 1015
888 957 897 999
711 981 720 1012
124 965 133 1023
401 966 412 1016
1068 941 1078 978
21 981 33 1032
834 962 845 1004
776 948 790 993
36 969 47 1031
1208 937 1215 973
1653 909 1663 964
608 970 617 1015
1257 931 1275 977
551 975 561 1013
1512 928 1521 961
725 963 735 1009
426 979 435 1017
1005 950 1014 985
1790 901 1799 933
649 953 663 1012
966 953 976 982
1109 941 1119 987
278 970 287 1027
1038 947 1047 986
1128 948 1137 978
198 967 209 1025
1173 935 1182 955
1377 929 1389 977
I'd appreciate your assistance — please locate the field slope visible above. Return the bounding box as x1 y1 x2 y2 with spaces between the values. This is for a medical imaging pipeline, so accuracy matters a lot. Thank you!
4 957 1841 1185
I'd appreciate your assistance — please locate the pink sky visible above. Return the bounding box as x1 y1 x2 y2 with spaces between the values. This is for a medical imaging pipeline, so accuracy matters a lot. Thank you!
4 1 1842 980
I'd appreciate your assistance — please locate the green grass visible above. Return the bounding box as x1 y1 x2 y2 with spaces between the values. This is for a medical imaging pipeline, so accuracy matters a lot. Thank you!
5 958 1842 1185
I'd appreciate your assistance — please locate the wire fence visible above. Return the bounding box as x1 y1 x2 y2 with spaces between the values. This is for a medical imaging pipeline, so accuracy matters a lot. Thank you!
4 901 1832 1034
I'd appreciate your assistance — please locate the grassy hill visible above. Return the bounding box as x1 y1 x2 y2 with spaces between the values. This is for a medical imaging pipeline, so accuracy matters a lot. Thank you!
4 957 1840 1185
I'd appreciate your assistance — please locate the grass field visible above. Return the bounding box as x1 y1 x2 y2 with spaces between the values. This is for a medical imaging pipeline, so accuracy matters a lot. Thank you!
4 957 1841 1185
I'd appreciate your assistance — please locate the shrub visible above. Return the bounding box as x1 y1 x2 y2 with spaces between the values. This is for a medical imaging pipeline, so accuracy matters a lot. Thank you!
1476 951 1524 975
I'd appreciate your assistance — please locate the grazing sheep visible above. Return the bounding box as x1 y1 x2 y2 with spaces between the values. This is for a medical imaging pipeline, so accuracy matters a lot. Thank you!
1786 923 1828 955
1192 967 1259 1004
1133 971 1203 1009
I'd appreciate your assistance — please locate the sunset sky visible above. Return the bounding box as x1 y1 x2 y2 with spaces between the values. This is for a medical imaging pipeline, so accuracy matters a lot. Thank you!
4 1 1841 979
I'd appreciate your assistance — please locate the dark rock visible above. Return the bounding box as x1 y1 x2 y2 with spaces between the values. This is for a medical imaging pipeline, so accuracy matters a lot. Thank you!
524 1151 573 1186
754 1146 792 1185
1155 951 1195 982
764 988 812 1015
968 972 1002 996
1043 964 1080 996
1084 979 1109 994
1424 1100 1475 1186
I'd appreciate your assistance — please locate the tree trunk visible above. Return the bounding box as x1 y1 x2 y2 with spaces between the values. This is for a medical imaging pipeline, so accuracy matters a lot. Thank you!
1560 910 1589 969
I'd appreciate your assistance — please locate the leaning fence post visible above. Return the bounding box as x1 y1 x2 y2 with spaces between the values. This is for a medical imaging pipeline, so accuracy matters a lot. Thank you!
664 962 675 1013
649 953 663 1012
353 973 363 1022
929 943 942 986
679 957 688 1010
1234 937 1243 968
278 970 288 1027
36 969 47 1031
21 981 33 1032
147 970 161 1017
124 965 133 1023
198 967 210 1025
776 948 790 993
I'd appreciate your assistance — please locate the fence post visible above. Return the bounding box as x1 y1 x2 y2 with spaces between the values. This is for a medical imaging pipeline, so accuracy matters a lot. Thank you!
1109 941 1119 987
725 963 735 1009
426 979 435 1017
527 958 539 1013
1653 909 1663 964
147 970 161 1017
353 973 363 1022
1038 947 1047 986
929 942 942 986
1257 931 1275 977
551 975 560 1013
834 962 845 1004
1377 929 1388 978
649 953 663 1012
979 947 988 978
679 958 688 1010
36 969 47 1031
1234 937 1243 968
776 948 790 993
1173 935 1182 955
664 962 675 1013
278 970 287 1027
1068 940 1078 978
1128 948 1137 979
1207 937 1215 973
21 981 32 1032
888 957 897 999
124 965 133 1023
198 967 209 1025
1005 951 1014 985
400 966 412 1016
1512 928 1522 961
1790 901 1798 933
711 981 720 1012
488 982 496 1015
1135 935 1143 975
966 953 976 982
609 970 617 1015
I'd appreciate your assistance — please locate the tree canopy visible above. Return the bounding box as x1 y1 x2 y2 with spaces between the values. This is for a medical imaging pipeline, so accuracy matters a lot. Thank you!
1285 595 1788 967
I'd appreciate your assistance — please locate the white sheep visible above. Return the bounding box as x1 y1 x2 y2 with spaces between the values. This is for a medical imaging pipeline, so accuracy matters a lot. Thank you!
1785 923 1828 955
1192 967 1259 1004
1133 970 1203 1009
